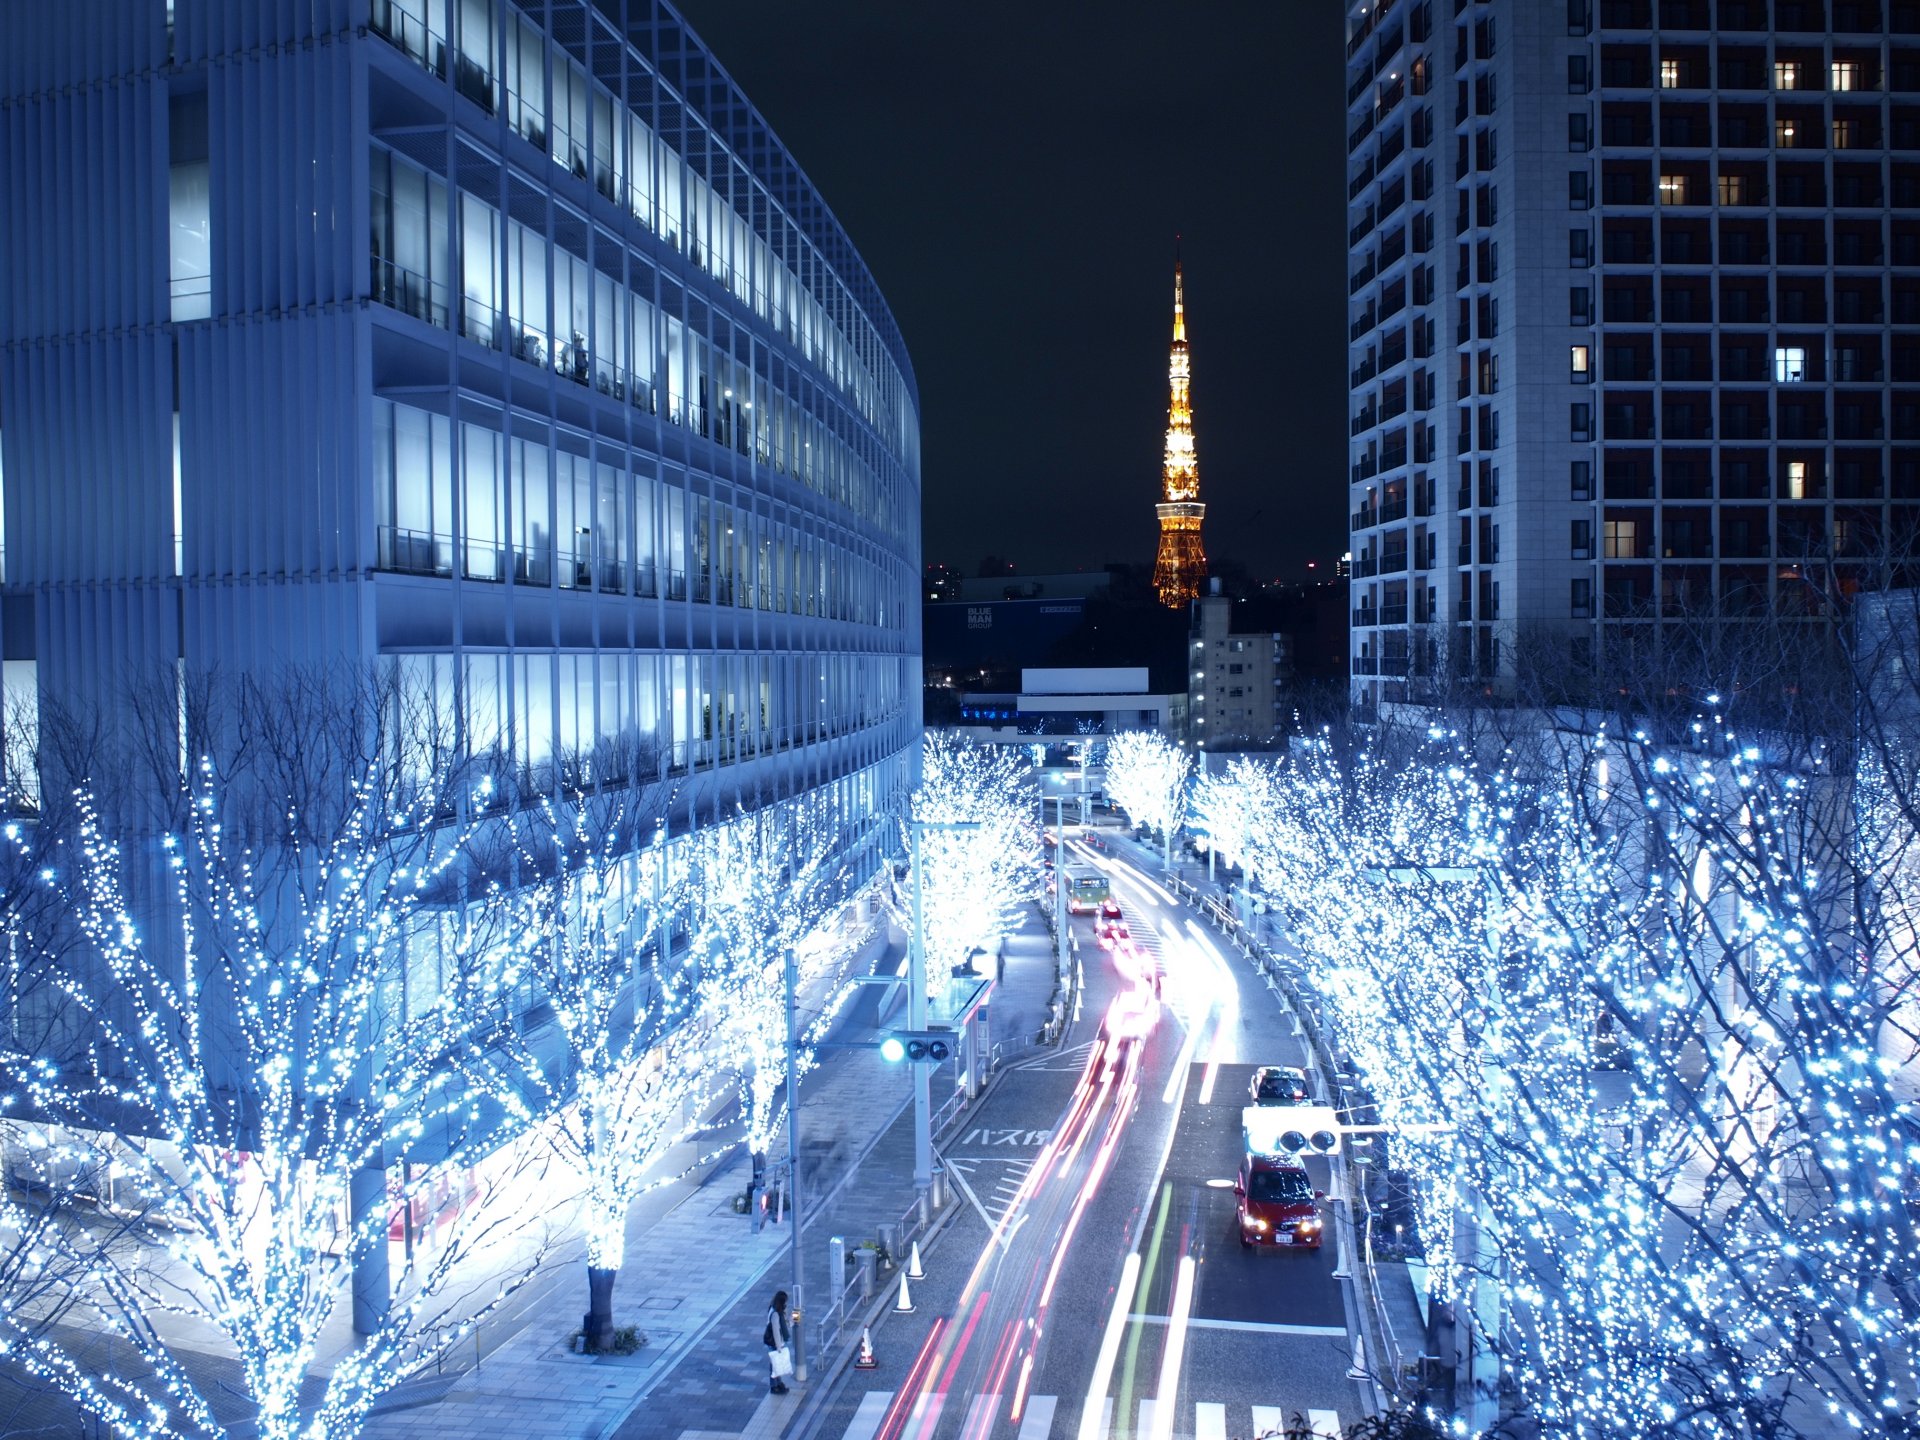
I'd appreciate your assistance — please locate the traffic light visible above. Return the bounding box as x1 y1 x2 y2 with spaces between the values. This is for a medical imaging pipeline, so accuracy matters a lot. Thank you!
1243 1104 1343 1157
880 1028 956 1063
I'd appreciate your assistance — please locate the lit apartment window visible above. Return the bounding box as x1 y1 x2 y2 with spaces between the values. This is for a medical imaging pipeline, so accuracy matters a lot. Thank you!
1603 520 1638 559
1833 119 1857 149
1786 459 1808 498
1774 61 1800 90
1659 173 1689 204
1775 346 1806 382
1571 344 1591 381
1718 174 1746 205
1660 58 1681 88
1832 61 1858 91
1774 119 1798 147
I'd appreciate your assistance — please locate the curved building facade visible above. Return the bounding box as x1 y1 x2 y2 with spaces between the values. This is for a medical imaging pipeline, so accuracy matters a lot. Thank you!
0 0 921 880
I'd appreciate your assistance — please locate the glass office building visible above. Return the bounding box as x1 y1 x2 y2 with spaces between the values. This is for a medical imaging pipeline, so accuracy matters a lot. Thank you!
0 0 921 874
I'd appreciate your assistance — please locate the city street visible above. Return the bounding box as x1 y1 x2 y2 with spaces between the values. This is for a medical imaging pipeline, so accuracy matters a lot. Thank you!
803 839 1365 1440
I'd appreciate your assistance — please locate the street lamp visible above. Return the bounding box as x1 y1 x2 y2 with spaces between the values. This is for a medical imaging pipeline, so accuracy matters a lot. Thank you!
907 816 981 1204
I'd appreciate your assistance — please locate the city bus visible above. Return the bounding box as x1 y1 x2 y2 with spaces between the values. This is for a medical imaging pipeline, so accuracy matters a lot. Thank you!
1065 867 1112 915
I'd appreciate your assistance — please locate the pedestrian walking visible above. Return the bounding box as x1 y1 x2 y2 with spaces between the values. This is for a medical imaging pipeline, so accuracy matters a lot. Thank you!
763 1288 793 1394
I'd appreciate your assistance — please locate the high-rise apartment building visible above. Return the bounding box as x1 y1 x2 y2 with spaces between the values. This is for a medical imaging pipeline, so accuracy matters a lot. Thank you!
0 0 921 859
1346 0 1920 710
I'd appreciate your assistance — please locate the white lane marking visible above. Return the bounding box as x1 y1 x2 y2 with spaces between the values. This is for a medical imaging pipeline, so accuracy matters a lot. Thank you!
1194 1402 1228 1440
1137 1397 1158 1439
1125 1312 1348 1336
1308 1409 1343 1438
838 1390 892 1440
1250 1405 1286 1438
941 1156 1000 1235
1016 1395 1058 1440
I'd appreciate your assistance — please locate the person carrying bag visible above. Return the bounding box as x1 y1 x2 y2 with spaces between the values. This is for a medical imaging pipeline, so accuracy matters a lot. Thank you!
763 1288 793 1394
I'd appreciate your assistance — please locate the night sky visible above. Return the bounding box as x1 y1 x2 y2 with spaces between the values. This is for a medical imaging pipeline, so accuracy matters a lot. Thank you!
673 1 1350 585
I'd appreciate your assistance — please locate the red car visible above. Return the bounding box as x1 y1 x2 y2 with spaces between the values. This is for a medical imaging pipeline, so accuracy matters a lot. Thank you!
1234 1153 1324 1250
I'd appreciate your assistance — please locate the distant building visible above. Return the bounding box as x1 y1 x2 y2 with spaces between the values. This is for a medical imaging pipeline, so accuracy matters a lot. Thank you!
953 667 1186 740
1188 587 1290 750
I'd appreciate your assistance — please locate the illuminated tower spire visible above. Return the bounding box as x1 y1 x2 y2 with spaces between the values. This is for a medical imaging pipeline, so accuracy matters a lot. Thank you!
1152 251 1207 608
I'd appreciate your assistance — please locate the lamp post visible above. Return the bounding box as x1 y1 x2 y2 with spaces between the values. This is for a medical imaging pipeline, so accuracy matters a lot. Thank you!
1051 796 1069 982
906 816 981 1202
1364 863 1504 1435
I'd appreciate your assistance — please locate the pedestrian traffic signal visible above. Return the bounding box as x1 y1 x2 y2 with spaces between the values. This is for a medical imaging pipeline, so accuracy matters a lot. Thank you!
1244 1104 1343 1157
880 1028 955 1063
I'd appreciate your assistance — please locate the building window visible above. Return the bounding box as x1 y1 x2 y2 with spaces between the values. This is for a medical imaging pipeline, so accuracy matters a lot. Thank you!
1660 58 1681 88
1569 113 1591 150
1569 171 1591 209
1774 60 1800 90
1571 460 1594 500
1570 286 1592 324
169 94 211 322
1832 61 1858 91
1659 173 1689 204
1571 519 1594 558
1775 346 1806 382
1571 345 1591 381
1833 119 1857 149
1568 54 1591 93
1718 174 1747 205
1774 118 1799 148
1603 519 1638 558
1786 458 1808 498
1569 229 1591 266
1571 577 1594 617
1571 403 1594 441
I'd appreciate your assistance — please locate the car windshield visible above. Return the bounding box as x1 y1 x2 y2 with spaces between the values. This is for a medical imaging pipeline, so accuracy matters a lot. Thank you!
1248 1169 1312 1205
1257 1075 1290 1098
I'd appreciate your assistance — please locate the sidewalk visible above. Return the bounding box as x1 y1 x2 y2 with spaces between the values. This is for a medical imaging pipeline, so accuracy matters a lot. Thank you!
363 908 1063 1440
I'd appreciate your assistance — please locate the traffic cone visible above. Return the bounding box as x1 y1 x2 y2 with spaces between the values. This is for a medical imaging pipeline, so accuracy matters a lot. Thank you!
906 1240 926 1280
854 1326 879 1369
893 1269 915 1313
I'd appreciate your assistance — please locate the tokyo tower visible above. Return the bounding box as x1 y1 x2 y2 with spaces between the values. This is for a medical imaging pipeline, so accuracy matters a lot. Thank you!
1151 256 1207 608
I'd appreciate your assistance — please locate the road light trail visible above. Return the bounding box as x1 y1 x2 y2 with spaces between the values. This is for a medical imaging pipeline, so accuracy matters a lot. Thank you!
1148 1253 1198 1440
1077 1251 1143 1440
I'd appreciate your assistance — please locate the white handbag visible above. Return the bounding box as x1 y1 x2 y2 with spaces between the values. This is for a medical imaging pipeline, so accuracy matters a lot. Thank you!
769 1344 794 1379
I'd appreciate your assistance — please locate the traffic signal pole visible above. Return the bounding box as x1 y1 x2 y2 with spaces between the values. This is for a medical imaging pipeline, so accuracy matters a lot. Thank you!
908 823 932 1200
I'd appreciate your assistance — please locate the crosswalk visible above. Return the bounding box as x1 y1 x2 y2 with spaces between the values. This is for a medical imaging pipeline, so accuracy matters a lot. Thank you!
832 1390 1343 1440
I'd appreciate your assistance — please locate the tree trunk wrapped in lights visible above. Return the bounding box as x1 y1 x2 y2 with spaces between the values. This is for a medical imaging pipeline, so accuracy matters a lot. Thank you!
1209 715 1920 1437
902 736 1037 998
459 765 728 1354
0 761 562 1440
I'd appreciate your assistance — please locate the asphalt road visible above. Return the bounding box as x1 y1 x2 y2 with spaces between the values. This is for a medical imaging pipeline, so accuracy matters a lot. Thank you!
804 845 1367 1440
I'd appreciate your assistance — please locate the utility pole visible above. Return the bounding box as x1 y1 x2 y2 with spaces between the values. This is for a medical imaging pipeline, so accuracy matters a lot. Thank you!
783 943 807 1381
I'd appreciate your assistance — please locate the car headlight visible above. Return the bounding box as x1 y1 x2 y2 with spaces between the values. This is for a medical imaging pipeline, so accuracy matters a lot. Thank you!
1244 1216 1268 1232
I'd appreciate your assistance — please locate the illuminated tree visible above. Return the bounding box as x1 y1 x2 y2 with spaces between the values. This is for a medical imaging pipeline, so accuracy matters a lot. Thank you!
461 766 728 1353
904 736 1037 996
691 799 852 1182
0 761 560 1440
1103 729 1192 866
1216 712 1920 1438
